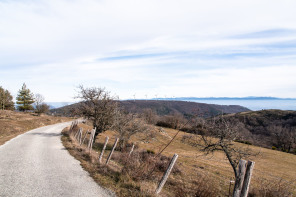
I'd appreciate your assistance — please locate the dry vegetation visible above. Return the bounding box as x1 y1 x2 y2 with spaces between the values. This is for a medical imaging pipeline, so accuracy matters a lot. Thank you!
0 110 71 145
62 121 296 197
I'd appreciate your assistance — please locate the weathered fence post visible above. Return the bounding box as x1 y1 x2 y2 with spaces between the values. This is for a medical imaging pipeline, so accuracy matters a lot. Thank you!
228 179 235 197
106 138 119 165
74 128 80 139
99 136 109 163
79 128 83 145
155 153 178 194
128 144 135 157
81 130 88 145
89 128 96 153
69 122 74 132
75 128 81 140
233 160 247 197
87 130 94 150
240 161 255 197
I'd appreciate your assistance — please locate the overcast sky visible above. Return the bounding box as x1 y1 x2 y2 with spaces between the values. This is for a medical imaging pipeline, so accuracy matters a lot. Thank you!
1 0 296 102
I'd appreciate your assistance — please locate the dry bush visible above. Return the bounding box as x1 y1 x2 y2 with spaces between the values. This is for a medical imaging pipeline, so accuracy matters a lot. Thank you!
249 177 296 197
141 108 158 124
112 150 181 181
156 112 187 129
168 172 220 197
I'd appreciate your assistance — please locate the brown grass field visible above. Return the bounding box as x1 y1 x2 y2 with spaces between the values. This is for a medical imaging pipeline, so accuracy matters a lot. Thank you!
62 122 296 196
0 110 71 146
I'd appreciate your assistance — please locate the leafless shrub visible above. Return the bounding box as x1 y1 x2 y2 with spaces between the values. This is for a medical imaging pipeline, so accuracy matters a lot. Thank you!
141 108 158 124
113 111 150 150
113 150 181 181
156 112 186 129
169 172 220 197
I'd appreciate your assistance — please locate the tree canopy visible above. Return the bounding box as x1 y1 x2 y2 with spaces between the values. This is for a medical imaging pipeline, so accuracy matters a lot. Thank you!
0 86 14 110
16 83 34 111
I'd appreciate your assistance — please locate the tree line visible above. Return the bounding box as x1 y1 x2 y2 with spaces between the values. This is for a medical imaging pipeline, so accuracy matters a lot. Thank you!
0 83 49 115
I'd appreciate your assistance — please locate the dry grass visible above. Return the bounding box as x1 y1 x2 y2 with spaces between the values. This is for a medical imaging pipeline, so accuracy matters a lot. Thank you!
0 110 71 145
62 122 296 196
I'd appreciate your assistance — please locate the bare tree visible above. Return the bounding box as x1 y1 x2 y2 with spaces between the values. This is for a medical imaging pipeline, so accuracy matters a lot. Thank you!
268 124 296 153
142 108 157 124
34 94 49 115
75 85 118 142
194 117 257 181
113 111 149 150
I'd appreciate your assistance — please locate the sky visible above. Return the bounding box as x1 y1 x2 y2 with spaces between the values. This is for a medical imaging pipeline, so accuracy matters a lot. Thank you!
1 0 296 102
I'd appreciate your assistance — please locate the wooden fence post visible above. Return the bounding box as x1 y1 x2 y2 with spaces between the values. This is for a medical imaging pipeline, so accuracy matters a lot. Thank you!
81 130 88 145
74 128 80 139
75 128 81 140
87 130 94 151
89 128 96 153
233 160 247 197
128 144 135 157
69 122 74 132
240 161 255 197
79 128 83 145
106 138 119 165
155 153 178 194
99 136 109 164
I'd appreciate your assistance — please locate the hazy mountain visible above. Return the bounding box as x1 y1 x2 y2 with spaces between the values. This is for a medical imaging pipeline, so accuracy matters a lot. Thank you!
50 100 250 117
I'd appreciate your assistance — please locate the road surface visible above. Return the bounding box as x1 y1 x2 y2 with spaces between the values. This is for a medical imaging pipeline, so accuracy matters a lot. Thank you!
0 122 114 197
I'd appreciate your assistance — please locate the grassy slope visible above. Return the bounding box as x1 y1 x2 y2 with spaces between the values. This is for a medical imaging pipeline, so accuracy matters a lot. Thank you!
64 122 296 196
0 110 71 145
131 127 296 192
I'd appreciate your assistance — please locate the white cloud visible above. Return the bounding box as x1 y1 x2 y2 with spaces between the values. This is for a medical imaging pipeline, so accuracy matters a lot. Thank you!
0 0 296 101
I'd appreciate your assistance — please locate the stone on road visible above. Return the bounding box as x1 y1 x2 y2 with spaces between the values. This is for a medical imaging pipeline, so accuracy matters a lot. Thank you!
0 122 114 197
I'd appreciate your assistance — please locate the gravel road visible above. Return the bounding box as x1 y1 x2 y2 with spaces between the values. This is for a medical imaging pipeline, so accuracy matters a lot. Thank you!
0 122 114 197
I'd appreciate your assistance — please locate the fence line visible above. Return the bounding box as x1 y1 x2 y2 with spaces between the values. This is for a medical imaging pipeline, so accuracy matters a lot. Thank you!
67 121 257 196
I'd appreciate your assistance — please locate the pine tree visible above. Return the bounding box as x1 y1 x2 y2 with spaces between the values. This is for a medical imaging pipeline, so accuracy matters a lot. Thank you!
0 86 14 110
16 83 34 111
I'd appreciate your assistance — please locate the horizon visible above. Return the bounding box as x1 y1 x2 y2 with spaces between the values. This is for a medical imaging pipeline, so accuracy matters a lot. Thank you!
46 96 296 103
1 0 296 102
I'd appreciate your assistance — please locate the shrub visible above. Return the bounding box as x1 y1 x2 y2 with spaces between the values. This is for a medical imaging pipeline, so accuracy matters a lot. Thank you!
113 150 181 181
272 146 277 150
146 149 155 154
172 173 220 197
234 140 253 145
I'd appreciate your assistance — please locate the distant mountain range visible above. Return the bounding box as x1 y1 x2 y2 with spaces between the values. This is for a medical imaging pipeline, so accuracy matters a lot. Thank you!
151 96 296 100
46 97 296 109
50 100 250 117
46 102 74 109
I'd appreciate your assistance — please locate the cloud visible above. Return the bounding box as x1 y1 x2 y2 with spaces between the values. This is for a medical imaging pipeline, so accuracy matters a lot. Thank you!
1 0 296 101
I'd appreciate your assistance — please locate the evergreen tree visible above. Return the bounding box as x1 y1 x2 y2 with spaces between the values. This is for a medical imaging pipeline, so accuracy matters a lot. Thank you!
0 86 14 110
16 83 34 111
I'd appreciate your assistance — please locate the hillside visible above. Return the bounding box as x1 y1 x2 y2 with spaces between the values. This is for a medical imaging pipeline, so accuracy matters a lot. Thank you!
227 110 296 151
62 122 296 196
0 110 71 145
51 100 250 117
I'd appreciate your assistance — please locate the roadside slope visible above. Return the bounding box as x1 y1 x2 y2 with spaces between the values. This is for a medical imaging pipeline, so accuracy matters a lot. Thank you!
0 110 71 145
